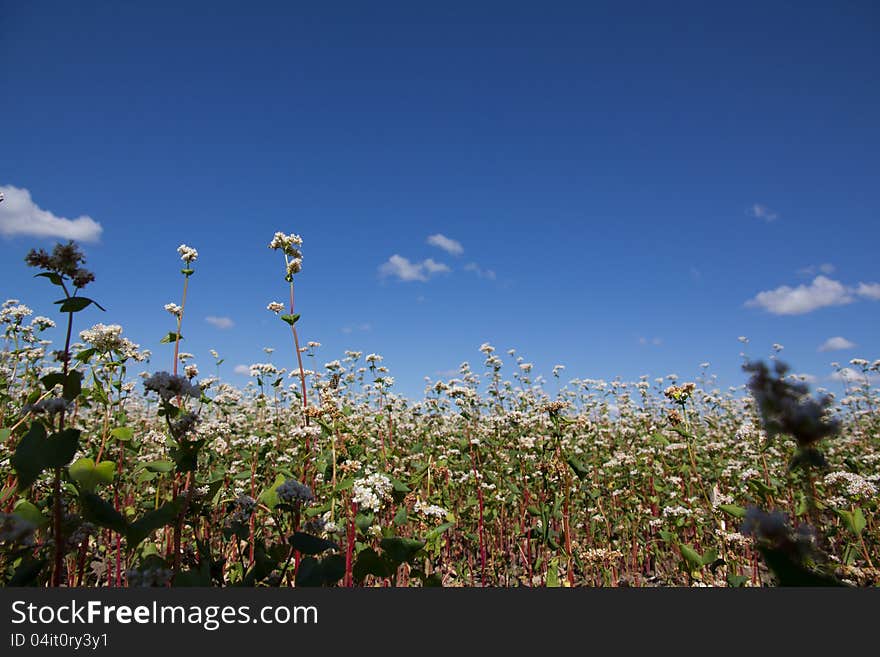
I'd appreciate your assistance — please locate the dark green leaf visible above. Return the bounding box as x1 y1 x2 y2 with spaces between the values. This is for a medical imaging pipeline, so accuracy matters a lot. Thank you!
289 532 339 555
80 492 128 534
380 536 425 565
62 370 82 401
12 422 48 490
44 428 80 468
353 547 395 583
159 331 182 344
127 497 185 547
35 272 63 285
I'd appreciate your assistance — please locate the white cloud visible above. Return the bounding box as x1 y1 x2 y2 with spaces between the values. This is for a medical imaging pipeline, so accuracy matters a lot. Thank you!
747 203 778 222
205 316 234 329
0 184 103 242
638 337 663 346
427 234 463 256
856 282 880 300
423 258 450 274
378 254 450 282
746 276 855 315
463 262 497 280
746 276 880 315
819 336 856 352
233 364 250 375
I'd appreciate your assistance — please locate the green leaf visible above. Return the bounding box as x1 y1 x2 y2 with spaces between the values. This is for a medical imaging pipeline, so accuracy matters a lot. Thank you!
12 422 48 490
425 522 454 542
679 544 704 571
355 512 375 533
295 556 324 587
159 331 182 344
110 426 134 442
353 547 395 583
127 497 185 547
289 532 339 555
837 508 866 536
380 536 425 565
280 314 300 326
718 504 747 519
35 272 63 285
80 492 128 534
10 557 48 586
169 439 204 472
546 557 560 587
40 372 65 391
701 548 718 566
258 474 286 509
144 460 174 474
44 429 81 468
69 457 115 492
566 457 591 480
55 296 105 313
75 347 97 363
13 499 49 528
62 370 82 401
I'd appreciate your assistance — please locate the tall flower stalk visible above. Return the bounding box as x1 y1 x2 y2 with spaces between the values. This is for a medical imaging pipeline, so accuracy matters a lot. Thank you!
24 241 101 586
164 244 198 575
268 232 309 412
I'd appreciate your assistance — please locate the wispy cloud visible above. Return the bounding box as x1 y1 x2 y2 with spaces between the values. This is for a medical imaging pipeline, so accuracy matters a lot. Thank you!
746 276 880 315
463 262 496 280
427 233 463 256
747 203 778 222
856 282 880 300
205 315 234 329
0 184 103 242
819 336 856 352
341 323 371 334
379 255 450 282
638 336 663 346
831 367 878 384
798 263 835 276
233 364 250 375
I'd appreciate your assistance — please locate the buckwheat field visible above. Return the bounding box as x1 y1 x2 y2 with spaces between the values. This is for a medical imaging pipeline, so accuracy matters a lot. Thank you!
1 236 878 588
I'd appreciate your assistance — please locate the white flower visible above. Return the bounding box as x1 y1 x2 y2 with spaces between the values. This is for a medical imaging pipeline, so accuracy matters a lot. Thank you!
352 473 393 513
177 244 198 263
164 303 183 318
268 232 303 253
414 500 448 520
267 301 285 314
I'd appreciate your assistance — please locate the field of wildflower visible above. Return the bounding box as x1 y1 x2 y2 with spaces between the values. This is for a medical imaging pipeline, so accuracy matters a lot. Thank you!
1 235 878 588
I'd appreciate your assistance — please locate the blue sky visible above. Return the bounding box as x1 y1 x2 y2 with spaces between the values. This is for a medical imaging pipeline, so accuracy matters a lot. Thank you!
2 1 878 397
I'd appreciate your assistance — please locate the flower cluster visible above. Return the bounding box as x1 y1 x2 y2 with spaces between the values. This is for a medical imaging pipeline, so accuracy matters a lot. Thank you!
276 479 314 506
268 232 303 280
143 371 201 402
352 473 393 513
25 241 95 288
177 244 198 264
